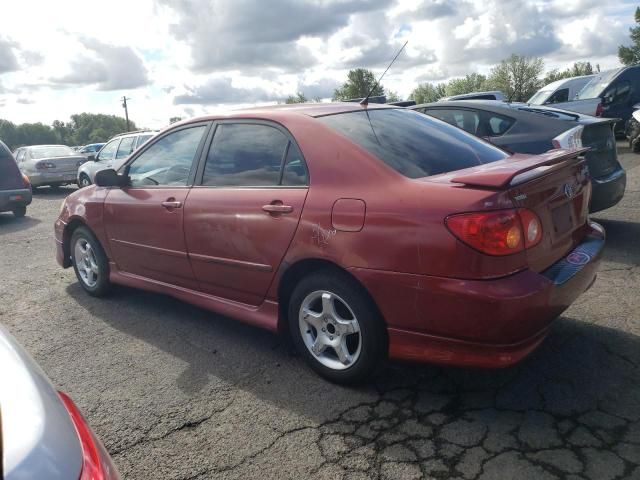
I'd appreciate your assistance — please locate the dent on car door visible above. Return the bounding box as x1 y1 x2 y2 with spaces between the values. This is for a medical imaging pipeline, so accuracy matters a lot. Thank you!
103 123 209 289
184 121 309 306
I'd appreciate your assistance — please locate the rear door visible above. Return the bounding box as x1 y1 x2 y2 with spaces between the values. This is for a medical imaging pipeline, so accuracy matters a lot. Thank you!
184 121 308 306
0 142 23 190
103 123 210 289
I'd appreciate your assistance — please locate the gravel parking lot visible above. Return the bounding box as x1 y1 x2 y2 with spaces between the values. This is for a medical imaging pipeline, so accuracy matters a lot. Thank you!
1 144 638 480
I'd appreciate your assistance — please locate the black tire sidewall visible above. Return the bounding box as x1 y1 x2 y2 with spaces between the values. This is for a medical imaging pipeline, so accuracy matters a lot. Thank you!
80 175 91 187
12 206 26 218
70 227 110 296
288 270 385 384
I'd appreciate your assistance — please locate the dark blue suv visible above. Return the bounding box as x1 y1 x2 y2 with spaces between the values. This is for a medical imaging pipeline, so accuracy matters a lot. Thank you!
0 140 32 218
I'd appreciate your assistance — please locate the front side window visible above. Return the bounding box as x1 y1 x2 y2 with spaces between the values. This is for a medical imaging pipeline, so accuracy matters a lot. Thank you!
97 139 119 162
116 136 135 159
546 88 569 104
319 109 508 179
202 123 289 187
128 126 206 187
426 109 481 135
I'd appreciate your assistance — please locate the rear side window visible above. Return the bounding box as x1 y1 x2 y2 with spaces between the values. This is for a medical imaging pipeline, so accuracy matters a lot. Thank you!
282 142 308 186
318 109 508 178
202 123 289 187
487 114 515 136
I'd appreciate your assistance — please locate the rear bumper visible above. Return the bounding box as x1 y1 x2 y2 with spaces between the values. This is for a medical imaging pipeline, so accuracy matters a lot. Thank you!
590 166 626 213
350 222 605 368
0 188 32 212
29 171 78 187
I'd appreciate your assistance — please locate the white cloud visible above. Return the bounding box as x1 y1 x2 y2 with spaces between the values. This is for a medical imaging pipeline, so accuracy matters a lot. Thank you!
0 0 636 129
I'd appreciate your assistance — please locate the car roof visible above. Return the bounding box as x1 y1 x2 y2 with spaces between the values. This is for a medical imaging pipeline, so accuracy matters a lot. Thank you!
540 75 595 91
179 102 400 124
25 144 69 149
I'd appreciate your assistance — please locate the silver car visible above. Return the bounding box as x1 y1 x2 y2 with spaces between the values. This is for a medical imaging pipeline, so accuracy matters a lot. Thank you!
77 131 156 187
0 324 120 479
13 145 87 189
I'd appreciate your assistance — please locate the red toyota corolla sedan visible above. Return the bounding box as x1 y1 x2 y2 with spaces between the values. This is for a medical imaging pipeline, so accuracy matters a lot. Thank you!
55 103 604 383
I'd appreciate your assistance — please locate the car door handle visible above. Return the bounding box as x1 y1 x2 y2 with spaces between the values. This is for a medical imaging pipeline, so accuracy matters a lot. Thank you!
262 204 293 214
161 200 182 209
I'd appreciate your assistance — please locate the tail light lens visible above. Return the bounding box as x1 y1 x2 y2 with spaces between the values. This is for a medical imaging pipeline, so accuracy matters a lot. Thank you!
21 173 31 188
446 208 543 256
36 161 56 169
552 125 584 150
58 391 121 480
595 102 603 117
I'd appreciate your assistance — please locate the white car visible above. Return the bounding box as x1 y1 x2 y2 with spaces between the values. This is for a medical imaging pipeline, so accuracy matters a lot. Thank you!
528 75 594 106
76 130 156 187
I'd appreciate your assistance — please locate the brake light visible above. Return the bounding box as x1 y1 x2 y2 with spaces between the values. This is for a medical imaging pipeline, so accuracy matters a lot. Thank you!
446 208 543 256
21 173 31 188
58 391 121 480
595 102 603 117
552 125 584 150
36 161 56 169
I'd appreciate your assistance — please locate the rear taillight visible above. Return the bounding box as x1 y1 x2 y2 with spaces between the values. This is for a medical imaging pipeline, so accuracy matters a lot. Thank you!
36 161 56 169
446 208 543 256
595 102 603 117
552 125 584 150
58 391 121 480
21 173 30 188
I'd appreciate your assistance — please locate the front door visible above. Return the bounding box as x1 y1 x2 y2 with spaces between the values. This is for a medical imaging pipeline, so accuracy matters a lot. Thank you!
184 121 309 305
104 123 209 289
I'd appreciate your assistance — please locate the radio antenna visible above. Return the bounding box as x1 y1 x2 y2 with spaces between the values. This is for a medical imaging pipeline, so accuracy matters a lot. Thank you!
360 40 408 105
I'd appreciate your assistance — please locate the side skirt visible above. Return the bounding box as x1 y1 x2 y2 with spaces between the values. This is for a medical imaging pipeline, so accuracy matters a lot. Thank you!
109 264 279 332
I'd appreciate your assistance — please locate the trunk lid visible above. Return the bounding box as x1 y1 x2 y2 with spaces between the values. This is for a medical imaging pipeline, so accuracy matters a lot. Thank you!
37 155 85 174
451 148 591 273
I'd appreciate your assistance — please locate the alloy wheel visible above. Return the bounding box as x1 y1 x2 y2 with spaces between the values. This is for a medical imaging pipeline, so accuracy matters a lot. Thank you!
298 290 362 370
74 238 99 288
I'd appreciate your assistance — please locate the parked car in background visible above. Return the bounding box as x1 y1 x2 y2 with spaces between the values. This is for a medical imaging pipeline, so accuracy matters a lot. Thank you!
77 130 156 187
528 75 594 106
550 66 640 132
78 142 105 159
439 90 506 101
626 106 640 152
0 324 120 480
13 145 86 190
56 104 603 383
411 100 625 213
0 140 32 217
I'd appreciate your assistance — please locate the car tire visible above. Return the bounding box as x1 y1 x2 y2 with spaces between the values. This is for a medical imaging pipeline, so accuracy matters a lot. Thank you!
70 226 111 297
288 270 386 384
78 174 92 188
12 205 26 218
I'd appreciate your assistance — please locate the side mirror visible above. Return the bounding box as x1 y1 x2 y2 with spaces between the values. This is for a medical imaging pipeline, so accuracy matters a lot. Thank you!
95 169 124 187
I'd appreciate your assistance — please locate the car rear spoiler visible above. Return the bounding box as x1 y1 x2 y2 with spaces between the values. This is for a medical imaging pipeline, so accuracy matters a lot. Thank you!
451 147 590 189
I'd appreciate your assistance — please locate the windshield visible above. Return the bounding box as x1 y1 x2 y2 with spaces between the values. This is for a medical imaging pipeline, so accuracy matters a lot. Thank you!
528 89 552 105
317 109 508 179
30 146 74 159
577 69 620 99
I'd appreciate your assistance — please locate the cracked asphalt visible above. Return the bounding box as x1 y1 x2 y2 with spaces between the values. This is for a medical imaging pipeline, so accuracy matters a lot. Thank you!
0 143 638 480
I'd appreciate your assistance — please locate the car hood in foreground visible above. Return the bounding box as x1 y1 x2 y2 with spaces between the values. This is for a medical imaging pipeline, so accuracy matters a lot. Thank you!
0 324 82 480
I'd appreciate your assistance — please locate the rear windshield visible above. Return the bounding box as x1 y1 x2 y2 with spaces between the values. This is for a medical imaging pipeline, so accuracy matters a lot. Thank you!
30 146 74 159
577 69 620 99
317 109 508 178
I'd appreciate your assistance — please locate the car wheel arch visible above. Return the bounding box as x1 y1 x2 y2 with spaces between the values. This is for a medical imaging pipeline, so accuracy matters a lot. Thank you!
62 218 94 267
276 258 387 345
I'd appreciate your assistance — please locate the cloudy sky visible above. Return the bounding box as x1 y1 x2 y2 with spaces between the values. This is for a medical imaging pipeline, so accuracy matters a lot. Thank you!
0 0 635 129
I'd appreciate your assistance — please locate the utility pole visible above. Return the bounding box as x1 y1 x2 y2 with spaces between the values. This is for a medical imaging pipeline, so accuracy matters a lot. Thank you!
121 96 130 131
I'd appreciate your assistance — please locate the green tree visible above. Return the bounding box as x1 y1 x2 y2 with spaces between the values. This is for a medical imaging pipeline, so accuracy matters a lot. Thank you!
542 62 599 85
69 113 136 145
285 92 308 104
52 120 74 145
333 68 384 101
15 123 57 147
619 7 640 65
445 73 488 96
385 90 401 102
486 54 544 102
0 119 18 150
409 83 447 104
